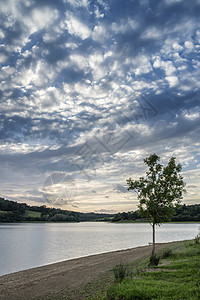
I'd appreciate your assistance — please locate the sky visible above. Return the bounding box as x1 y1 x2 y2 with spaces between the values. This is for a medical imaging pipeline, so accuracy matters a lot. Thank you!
0 0 200 213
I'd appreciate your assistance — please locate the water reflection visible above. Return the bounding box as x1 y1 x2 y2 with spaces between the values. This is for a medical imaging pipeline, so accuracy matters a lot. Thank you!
0 222 199 276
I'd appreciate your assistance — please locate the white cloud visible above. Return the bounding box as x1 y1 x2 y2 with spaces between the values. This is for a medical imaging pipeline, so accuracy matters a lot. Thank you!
172 42 183 51
153 56 162 68
2 3 59 36
65 42 78 50
1 66 15 76
132 80 152 90
0 142 49 154
165 0 184 4
0 53 7 64
183 111 200 121
182 168 200 204
184 41 194 51
0 0 20 19
92 24 110 43
141 26 161 40
73 81 109 100
1 0 200 211
43 23 64 43
111 18 138 34
65 13 91 40
26 7 59 34
0 29 5 39
133 55 152 75
165 76 179 87
18 60 48 88
195 30 200 43
164 61 177 76
64 0 89 7
94 5 104 19
89 52 106 80
70 54 89 71
153 57 176 76
89 52 104 68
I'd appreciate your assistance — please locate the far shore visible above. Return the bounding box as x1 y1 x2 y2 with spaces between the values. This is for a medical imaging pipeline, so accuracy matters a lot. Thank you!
1 220 200 224
0 240 188 300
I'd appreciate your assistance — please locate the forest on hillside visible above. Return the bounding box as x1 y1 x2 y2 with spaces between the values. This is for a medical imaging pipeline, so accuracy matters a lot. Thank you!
112 204 200 222
0 197 200 223
0 198 113 222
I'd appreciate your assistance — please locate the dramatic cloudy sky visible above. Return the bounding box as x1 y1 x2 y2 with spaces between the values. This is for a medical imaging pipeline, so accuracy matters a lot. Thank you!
0 0 200 213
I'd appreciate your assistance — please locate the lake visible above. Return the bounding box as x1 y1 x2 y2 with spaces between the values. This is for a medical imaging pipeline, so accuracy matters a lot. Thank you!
0 222 199 276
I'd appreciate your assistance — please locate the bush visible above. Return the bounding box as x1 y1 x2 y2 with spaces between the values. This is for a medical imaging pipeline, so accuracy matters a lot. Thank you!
113 263 127 282
149 254 160 266
161 248 173 259
194 233 200 244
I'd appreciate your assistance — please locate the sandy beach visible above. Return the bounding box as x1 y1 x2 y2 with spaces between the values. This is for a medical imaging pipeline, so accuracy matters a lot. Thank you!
0 241 182 300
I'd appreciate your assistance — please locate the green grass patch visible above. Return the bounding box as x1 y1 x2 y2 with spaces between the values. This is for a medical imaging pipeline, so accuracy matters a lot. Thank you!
0 210 8 214
106 241 200 300
39 241 200 300
25 210 41 218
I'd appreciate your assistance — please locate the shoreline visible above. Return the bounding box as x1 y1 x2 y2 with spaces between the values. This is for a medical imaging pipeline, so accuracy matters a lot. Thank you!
0 241 186 300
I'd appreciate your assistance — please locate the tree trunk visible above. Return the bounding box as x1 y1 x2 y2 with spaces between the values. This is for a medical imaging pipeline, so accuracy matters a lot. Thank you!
152 222 155 256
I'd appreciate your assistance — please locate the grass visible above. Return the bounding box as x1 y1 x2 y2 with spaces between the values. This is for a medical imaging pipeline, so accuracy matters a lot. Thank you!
0 210 8 214
25 210 42 218
39 240 200 300
0 210 41 218
106 241 200 300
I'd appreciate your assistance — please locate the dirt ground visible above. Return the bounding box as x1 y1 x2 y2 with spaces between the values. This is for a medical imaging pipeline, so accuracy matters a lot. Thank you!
0 242 181 300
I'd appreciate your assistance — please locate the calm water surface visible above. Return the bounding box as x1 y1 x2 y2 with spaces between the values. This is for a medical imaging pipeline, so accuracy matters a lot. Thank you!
0 222 199 276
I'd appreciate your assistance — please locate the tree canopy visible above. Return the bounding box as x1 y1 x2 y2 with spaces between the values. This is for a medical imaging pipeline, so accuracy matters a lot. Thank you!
127 154 186 256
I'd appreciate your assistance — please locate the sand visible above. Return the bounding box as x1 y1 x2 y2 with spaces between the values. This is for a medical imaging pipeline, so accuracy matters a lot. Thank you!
0 241 182 300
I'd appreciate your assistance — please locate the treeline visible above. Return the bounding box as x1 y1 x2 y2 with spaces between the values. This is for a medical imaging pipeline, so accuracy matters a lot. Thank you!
171 204 200 222
112 210 140 222
0 197 79 222
79 212 113 222
112 204 200 222
0 198 113 223
1 197 199 223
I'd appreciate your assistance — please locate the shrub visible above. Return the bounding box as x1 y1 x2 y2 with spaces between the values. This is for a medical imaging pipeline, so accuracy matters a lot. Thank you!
161 248 173 259
113 263 127 282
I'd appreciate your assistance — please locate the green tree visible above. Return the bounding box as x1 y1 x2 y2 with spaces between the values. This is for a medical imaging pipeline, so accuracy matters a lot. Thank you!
127 154 186 257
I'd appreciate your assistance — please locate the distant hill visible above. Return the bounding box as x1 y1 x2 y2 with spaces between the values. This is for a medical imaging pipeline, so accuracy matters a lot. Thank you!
111 204 200 222
1 197 199 223
0 197 114 223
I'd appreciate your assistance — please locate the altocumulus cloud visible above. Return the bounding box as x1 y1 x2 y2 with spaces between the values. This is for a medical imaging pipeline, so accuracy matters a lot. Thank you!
0 0 200 212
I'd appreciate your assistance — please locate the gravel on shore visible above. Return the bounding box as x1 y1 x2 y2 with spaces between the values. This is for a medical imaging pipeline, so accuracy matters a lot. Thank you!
0 241 183 300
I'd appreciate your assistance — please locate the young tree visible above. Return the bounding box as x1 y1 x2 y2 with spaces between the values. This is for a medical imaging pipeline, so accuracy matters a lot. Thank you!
126 154 186 257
